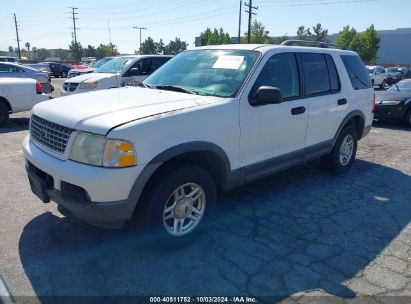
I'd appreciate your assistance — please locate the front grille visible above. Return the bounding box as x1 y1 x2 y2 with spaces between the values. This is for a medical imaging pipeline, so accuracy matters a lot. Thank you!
63 82 79 92
31 115 74 154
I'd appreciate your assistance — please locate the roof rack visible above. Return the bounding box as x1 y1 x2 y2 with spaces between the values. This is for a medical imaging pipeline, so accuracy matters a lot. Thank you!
280 40 347 50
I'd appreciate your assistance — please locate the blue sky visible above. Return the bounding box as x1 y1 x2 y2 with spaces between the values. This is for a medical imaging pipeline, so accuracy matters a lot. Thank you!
1 0 410 54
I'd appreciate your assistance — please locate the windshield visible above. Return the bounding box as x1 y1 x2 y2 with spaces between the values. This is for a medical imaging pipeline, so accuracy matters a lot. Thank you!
91 57 113 69
388 81 411 91
367 67 375 74
95 56 135 74
144 50 259 97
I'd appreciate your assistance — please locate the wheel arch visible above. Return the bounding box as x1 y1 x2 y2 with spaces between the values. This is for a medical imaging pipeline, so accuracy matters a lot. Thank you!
333 110 365 145
127 141 232 213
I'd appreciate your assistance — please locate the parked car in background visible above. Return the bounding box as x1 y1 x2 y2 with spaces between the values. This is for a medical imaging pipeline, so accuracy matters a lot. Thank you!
374 79 411 127
25 43 373 246
0 78 49 126
68 57 113 78
25 63 51 73
398 67 411 79
367 65 388 88
61 55 172 96
0 62 53 94
0 56 18 63
385 67 403 85
40 62 71 78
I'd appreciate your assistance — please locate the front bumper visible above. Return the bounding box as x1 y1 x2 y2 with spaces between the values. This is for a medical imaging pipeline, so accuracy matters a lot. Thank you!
374 104 404 120
23 135 142 228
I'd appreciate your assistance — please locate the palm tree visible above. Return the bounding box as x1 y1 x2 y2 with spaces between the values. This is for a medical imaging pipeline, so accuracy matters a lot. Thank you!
8 46 13 56
25 42 31 60
32 47 37 61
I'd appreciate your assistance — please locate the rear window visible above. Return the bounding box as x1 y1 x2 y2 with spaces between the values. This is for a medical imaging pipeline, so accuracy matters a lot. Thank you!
341 55 372 90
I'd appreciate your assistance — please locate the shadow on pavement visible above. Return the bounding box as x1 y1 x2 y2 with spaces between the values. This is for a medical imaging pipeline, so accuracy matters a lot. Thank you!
372 119 409 131
19 159 411 301
0 117 30 134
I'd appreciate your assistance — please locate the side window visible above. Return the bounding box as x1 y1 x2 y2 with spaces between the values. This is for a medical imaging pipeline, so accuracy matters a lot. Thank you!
325 54 340 92
341 55 372 90
250 52 300 101
301 53 331 96
140 58 152 75
0 65 9 72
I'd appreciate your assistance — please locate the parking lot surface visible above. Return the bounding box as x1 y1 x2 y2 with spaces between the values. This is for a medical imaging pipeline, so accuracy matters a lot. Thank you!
0 97 410 302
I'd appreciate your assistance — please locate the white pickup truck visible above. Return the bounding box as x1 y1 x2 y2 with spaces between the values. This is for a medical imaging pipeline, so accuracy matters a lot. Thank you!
0 78 49 127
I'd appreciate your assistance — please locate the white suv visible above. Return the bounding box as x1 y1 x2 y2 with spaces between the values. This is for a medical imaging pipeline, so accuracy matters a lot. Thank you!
24 42 374 245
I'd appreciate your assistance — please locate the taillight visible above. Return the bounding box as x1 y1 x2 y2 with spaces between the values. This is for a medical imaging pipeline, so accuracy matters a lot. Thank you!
36 81 42 94
372 94 376 113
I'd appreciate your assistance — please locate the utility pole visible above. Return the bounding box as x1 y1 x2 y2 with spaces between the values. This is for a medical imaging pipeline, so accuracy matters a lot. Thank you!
133 26 147 54
244 0 258 44
237 1 242 44
13 13 21 59
69 7 79 61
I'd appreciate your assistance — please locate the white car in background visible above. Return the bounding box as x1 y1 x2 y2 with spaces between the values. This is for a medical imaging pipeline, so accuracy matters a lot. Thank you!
367 65 388 88
0 78 49 127
61 55 172 96
67 57 114 78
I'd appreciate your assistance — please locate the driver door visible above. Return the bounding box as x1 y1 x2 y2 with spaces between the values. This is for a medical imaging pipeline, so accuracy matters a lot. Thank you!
122 58 152 86
239 51 308 178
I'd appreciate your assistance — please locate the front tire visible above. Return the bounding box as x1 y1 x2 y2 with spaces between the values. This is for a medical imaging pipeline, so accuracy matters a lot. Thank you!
140 163 217 248
0 103 9 127
61 71 67 78
322 126 358 174
380 80 386 89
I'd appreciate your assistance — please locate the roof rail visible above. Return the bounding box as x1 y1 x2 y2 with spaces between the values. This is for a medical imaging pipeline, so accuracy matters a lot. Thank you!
280 40 347 50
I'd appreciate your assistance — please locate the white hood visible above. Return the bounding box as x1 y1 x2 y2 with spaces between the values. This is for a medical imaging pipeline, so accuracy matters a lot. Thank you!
65 72 117 83
32 87 221 135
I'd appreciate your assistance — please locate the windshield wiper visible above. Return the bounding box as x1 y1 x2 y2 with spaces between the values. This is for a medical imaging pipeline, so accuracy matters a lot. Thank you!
154 85 199 95
395 83 400 91
137 83 151 88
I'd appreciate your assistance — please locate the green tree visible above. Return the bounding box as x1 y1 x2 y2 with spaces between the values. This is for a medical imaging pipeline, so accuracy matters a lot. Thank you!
360 25 380 64
336 25 380 64
8 46 13 55
273 35 289 45
140 37 157 54
57 48 71 60
311 23 328 42
164 38 187 55
96 43 119 59
296 26 312 40
84 45 97 58
36 48 50 61
199 27 231 45
69 41 84 61
25 42 31 59
32 47 37 61
199 28 212 46
243 20 271 43
157 39 165 54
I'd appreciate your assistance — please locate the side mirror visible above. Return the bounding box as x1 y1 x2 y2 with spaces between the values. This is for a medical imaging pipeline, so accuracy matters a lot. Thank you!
250 86 282 106
125 67 140 77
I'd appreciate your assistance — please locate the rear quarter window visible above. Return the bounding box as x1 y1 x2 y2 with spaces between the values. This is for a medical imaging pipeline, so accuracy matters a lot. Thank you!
341 55 372 90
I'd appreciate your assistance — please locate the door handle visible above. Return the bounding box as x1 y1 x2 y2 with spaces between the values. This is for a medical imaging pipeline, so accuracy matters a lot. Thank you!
291 106 306 115
338 98 348 105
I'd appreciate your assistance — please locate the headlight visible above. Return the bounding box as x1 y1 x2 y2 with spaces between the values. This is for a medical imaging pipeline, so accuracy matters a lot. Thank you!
69 132 136 167
380 100 402 105
79 81 98 90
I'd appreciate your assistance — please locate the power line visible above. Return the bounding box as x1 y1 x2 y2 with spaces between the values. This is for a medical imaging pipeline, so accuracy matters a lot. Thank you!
133 26 147 54
13 13 22 59
245 0 258 44
69 7 80 60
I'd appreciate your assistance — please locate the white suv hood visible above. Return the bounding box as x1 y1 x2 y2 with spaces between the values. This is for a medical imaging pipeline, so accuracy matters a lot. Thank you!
32 87 220 134
65 72 116 83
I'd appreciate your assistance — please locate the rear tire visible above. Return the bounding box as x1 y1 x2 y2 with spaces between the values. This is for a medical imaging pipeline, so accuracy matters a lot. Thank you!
322 126 358 174
61 71 67 78
139 163 217 249
0 103 9 127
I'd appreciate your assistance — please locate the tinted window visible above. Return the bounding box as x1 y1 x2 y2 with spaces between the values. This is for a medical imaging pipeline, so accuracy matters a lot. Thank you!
0 64 23 73
325 54 340 92
251 52 300 100
301 53 331 96
341 55 372 90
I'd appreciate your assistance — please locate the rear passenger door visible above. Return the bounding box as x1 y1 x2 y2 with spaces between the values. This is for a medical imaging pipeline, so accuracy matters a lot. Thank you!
299 52 345 148
240 52 308 170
